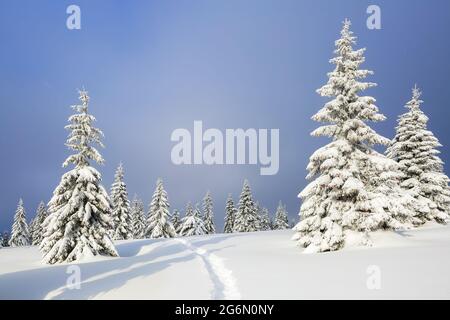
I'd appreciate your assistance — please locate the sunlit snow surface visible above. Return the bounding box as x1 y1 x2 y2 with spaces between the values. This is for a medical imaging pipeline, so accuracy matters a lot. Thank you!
0 225 449 299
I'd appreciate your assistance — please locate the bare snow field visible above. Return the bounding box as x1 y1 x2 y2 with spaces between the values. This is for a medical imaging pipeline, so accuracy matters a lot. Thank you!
1 225 450 300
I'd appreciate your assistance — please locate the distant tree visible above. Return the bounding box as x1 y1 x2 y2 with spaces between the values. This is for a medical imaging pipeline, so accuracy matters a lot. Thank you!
145 179 176 238
259 207 271 231
171 209 181 234
110 163 132 240
130 195 146 239
202 191 216 234
179 203 206 237
1 231 10 247
9 199 30 247
254 202 263 231
234 180 259 232
223 194 236 233
274 201 289 230
30 201 48 245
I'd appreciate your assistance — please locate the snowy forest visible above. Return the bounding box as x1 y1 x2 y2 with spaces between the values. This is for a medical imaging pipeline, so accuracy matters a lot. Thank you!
1 19 449 264
0 90 291 263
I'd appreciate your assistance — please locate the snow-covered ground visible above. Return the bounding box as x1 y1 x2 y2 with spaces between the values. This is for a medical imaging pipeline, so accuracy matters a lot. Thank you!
1 225 450 299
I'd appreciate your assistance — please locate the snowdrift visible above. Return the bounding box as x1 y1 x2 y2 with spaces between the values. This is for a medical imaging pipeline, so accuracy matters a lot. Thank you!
0 225 449 299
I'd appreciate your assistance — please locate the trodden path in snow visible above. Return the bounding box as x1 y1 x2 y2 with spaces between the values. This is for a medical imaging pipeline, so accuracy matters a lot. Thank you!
176 238 241 300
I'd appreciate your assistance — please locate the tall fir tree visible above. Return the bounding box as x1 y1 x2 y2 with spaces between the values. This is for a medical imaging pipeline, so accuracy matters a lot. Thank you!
145 179 176 238
9 199 30 247
130 195 146 239
223 194 236 233
292 20 415 253
40 90 118 264
202 191 216 234
30 201 48 245
179 203 206 237
387 86 450 223
110 163 132 240
234 180 259 232
274 201 289 230
259 207 271 231
171 209 181 235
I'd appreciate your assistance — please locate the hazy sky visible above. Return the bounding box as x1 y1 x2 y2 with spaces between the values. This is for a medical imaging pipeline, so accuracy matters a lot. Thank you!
1 0 450 232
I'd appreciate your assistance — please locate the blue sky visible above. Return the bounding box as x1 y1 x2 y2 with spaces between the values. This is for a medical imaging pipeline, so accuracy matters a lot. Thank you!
1 0 450 231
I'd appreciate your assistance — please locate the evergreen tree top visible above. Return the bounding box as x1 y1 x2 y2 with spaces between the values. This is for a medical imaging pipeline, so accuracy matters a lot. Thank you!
63 89 105 168
203 191 213 210
114 162 125 181
410 85 423 105
185 202 194 215
313 19 388 147
149 178 169 211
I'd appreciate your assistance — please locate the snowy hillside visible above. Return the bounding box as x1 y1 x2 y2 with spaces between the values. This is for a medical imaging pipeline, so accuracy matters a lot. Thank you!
1 226 450 299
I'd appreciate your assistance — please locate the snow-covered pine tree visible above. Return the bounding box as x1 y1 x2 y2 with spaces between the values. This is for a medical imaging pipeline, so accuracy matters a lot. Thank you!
1 231 9 247
40 90 118 264
171 209 181 234
110 163 132 240
274 201 289 230
234 180 259 232
30 202 47 245
202 191 216 234
269 216 276 230
254 202 263 231
179 203 207 237
9 199 30 247
145 179 176 238
259 207 271 231
223 194 236 233
130 195 146 239
29 217 37 244
387 86 450 223
292 20 415 253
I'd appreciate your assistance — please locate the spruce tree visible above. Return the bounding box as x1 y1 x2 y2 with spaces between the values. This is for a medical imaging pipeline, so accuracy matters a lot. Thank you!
9 199 30 247
30 201 47 245
1 231 10 247
224 194 236 233
387 86 450 223
259 207 271 231
274 201 289 230
171 209 181 234
110 163 132 240
234 180 259 232
40 90 118 264
292 20 414 252
130 195 146 239
202 191 216 234
179 203 206 236
145 179 176 238
269 216 276 230
254 202 263 231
